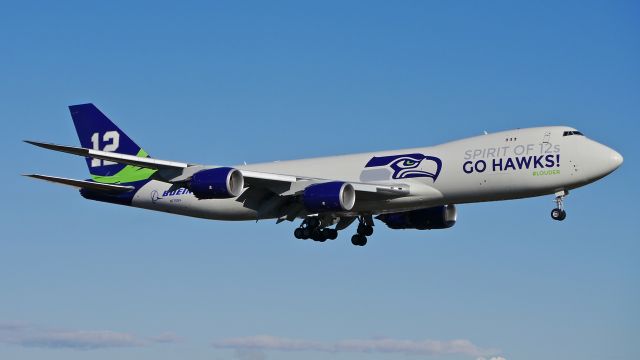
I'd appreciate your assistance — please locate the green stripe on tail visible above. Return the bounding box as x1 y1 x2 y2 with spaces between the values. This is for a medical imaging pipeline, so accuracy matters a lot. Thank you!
91 149 156 184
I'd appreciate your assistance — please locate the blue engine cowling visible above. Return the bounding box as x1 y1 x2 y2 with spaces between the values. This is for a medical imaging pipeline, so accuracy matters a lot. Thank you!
190 167 244 199
376 205 457 230
303 181 356 212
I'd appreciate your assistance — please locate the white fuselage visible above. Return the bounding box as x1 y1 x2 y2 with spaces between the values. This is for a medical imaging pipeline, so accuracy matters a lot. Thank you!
130 126 623 220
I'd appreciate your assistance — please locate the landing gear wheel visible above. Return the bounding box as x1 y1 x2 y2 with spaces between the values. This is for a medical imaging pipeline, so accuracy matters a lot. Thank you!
551 208 566 221
311 229 326 242
551 190 568 221
322 228 338 240
357 224 374 236
351 234 367 246
294 228 305 239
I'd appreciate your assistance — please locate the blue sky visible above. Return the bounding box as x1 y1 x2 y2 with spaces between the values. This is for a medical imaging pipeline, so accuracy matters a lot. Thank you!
1 1 638 359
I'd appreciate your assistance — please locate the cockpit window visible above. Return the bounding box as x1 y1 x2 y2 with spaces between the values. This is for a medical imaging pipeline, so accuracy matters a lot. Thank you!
563 130 584 136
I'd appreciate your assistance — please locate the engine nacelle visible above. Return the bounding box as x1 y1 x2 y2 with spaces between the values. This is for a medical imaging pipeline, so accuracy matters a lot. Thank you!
376 204 457 230
303 181 356 212
190 167 244 199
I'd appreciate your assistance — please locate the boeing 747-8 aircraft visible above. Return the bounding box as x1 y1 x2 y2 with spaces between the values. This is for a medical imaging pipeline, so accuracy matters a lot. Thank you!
25 104 623 246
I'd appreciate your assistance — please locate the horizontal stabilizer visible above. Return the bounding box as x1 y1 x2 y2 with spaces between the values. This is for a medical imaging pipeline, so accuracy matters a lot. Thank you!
24 140 190 170
23 174 135 192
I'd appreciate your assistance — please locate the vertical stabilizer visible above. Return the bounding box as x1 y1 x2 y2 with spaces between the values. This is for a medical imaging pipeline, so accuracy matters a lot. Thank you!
69 103 155 184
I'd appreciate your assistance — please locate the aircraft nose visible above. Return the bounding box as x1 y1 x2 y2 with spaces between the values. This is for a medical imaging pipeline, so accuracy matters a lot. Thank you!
604 146 623 173
610 148 623 168
587 141 623 179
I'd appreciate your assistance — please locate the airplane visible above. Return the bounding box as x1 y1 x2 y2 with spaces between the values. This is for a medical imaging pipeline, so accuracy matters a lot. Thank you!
24 104 623 246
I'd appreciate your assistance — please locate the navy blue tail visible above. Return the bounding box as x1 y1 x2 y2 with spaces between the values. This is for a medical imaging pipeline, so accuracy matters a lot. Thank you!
69 103 147 178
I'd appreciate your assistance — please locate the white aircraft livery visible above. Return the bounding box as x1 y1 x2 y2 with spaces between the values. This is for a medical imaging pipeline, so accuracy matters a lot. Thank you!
25 104 623 246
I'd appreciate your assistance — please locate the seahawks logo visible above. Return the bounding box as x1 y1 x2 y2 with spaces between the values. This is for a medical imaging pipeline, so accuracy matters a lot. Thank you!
360 153 442 182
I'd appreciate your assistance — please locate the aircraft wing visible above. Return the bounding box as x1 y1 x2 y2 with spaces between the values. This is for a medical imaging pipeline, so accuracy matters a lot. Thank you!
24 140 190 169
238 169 409 197
25 140 412 204
23 174 135 192
241 175 411 222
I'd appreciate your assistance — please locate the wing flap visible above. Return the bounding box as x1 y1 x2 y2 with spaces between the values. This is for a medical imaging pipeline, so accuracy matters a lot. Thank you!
240 170 300 183
351 182 410 196
23 174 135 192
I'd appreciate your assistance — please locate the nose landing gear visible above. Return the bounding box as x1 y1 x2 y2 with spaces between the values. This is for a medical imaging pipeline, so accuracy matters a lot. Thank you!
551 190 568 221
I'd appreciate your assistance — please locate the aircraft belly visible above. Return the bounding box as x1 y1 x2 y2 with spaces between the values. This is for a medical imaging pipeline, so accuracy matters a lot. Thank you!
132 180 258 220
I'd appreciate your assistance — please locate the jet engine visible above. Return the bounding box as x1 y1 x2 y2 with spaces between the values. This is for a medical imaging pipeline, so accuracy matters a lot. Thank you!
376 204 457 230
190 167 244 199
303 181 356 212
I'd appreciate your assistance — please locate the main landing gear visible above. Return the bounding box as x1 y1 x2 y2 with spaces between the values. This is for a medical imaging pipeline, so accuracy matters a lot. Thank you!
293 215 375 246
293 217 338 242
351 215 373 247
551 190 568 221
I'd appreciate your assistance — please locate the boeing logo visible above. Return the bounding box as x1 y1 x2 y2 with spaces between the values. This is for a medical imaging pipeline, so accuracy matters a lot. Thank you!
150 190 162 203
151 188 193 203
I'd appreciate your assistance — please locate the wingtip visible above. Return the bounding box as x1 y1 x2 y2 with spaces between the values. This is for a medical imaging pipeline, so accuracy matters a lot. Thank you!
24 140 44 147
23 140 58 150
